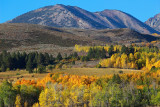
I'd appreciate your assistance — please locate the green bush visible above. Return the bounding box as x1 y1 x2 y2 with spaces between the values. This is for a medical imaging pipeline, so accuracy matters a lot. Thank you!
37 65 46 73
47 65 54 70
71 61 75 65
16 73 20 75
96 64 101 68
119 70 123 74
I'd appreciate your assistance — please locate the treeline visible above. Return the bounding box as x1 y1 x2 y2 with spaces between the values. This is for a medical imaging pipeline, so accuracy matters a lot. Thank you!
0 44 159 72
0 51 55 73
75 44 159 53
0 51 81 73
81 47 106 62
99 45 160 70
75 44 160 70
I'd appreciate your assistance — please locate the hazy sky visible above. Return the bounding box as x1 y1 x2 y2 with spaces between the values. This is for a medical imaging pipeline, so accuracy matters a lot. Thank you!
0 0 160 23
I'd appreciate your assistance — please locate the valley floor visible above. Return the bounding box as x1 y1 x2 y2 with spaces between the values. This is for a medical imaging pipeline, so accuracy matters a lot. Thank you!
0 68 142 84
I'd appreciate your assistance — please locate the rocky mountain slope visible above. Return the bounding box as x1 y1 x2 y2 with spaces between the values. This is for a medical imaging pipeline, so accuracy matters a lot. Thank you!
145 13 160 32
7 4 158 34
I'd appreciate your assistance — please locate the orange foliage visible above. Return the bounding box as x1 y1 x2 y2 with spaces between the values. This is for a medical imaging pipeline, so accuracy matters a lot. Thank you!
14 73 98 89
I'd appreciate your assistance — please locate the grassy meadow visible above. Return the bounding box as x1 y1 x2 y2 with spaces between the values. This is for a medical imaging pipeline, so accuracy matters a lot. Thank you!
0 68 142 84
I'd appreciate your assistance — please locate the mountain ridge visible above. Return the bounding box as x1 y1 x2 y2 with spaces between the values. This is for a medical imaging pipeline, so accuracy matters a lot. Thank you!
7 4 159 34
145 13 160 32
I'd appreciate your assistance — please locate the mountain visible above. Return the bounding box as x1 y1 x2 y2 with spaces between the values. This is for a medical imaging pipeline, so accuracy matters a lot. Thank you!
0 23 158 52
7 4 158 34
145 13 160 32
7 4 107 29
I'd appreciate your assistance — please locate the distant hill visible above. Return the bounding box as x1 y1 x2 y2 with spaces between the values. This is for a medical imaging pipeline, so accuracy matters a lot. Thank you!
0 23 94 49
7 4 159 34
0 23 158 53
145 13 160 32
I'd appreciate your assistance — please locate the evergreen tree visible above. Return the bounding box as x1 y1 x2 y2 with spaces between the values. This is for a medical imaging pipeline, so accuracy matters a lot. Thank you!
72 61 75 65
108 45 114 56
95 48 100 59
84 56 89 61
87 48 93 59
1 64 6 72
81 56 85 62
129 45 135 54
49 55 55 64
44 53 50 66
73 52 78 58
26 58 33 73
37 53 45 66
56 53 62 61
100 47 106 58
121 45 129 55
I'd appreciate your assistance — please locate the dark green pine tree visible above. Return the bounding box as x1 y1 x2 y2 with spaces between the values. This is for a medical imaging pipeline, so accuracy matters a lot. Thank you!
73 52 78 58
11 52 17 69
3 55 12 70
49 55 55 64
20 52 27 69
100 47 106 58
37 53 45 66
95 48 100 59
26 58 33 73
121 45 130 55
108 45 114 57
129 45 135 54
44 53 50 66
84 56 89 61
81 56 85 62
56 53 62 61
1 64 6 72
87 48 93 59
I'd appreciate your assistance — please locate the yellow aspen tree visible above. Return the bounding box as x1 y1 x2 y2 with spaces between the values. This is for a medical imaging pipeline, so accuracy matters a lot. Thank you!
146 57 153 70
154 60 160 68
32 103 40 107
121 53 128 69
151 58 156 64
129 53 135 62
39 89 53 107
24 101 28 107
115 57 121 68
131 62 137 69
15 94 21 107
111 53 118 65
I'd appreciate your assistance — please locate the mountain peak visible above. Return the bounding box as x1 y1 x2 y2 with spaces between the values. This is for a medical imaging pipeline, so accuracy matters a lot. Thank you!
7 4 159 34
145 13 160 32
